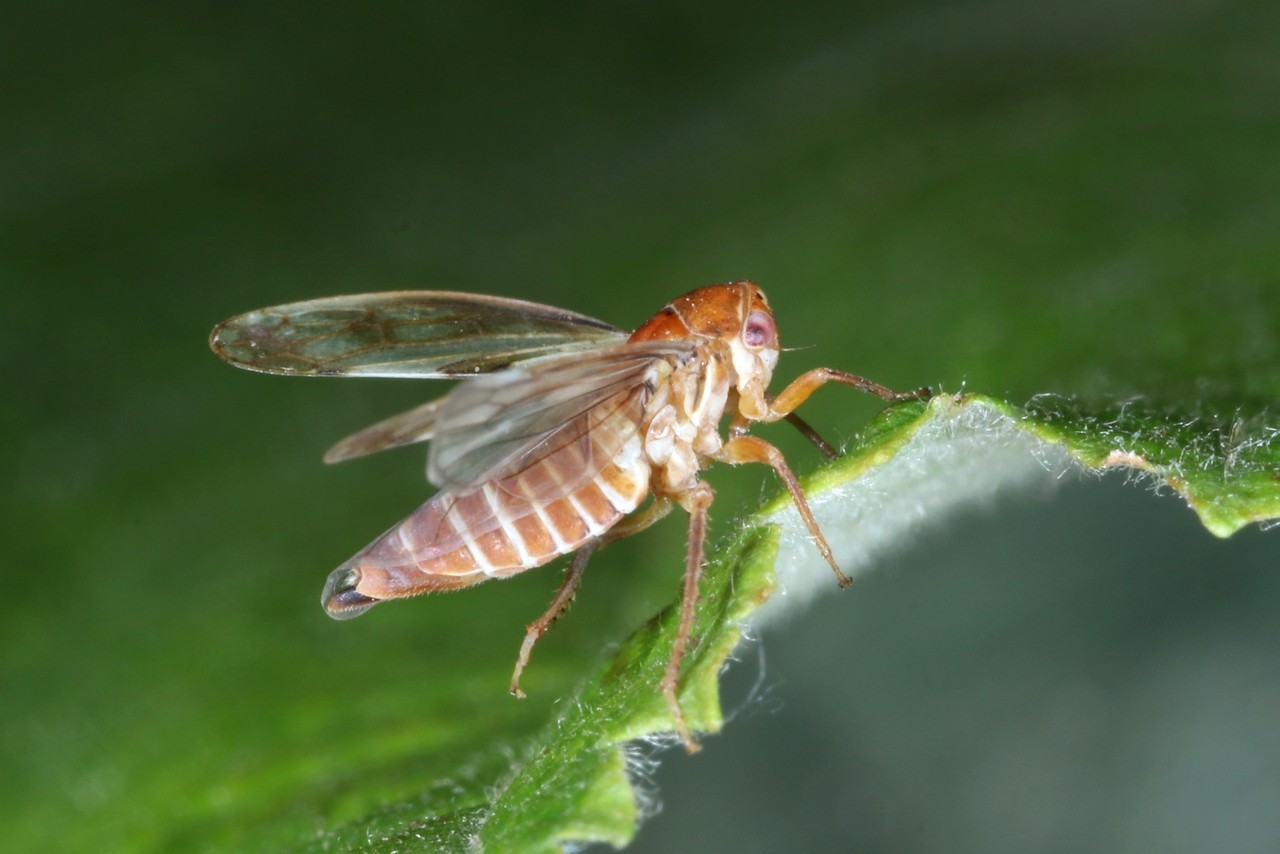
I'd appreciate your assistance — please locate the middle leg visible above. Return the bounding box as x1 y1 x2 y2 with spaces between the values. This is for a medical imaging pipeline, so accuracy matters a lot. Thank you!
662 481 715 754
714 434 850 587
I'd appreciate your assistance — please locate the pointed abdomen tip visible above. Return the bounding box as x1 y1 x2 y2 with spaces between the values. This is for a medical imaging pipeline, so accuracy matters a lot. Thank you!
322 566 380 620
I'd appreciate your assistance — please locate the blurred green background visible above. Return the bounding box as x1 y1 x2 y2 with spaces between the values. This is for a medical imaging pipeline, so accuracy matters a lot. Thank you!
4 1 1278 851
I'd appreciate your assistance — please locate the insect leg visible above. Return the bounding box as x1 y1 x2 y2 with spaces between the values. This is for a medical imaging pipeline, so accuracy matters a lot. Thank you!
509 498 673 699
782 411 838 460
714 435 851 588
510 541 595 699
663 481 715 755
766 367 931 420
731 395 836 459
603 495 675 542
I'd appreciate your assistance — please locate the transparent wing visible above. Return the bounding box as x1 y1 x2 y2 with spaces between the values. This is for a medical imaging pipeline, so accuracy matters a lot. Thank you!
323 398 445 464
209 291 628 378
427 341 688 491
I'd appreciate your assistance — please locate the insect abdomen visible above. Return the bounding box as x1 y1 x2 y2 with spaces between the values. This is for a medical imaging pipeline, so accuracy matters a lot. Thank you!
324 390 650 619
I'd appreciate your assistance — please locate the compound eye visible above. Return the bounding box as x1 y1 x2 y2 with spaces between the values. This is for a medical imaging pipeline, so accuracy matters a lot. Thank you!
743 310 776 349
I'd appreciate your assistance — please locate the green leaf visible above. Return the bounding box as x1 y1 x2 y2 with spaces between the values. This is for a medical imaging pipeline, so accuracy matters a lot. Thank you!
5 0 1280 851
151 393 1280 852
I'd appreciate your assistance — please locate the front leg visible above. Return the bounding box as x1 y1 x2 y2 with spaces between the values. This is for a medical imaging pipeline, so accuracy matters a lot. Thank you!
764 368 931 421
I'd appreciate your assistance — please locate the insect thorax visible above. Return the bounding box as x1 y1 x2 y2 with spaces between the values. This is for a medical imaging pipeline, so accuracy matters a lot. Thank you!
640 345 735 496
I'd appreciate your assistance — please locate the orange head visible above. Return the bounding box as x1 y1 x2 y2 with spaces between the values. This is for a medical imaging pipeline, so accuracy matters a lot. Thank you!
630 281 780 419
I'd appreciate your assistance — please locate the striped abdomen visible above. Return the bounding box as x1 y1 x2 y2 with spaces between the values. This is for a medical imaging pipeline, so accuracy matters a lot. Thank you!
323 387 651 618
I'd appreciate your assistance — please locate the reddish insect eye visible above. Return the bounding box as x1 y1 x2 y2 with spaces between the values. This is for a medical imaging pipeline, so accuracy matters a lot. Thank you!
743 310 775 348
